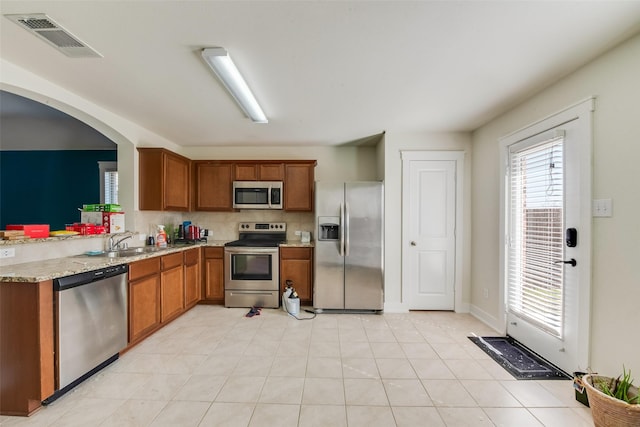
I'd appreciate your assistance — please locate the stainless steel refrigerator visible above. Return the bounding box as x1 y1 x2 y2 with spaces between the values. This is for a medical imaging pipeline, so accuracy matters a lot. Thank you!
314 181 384 311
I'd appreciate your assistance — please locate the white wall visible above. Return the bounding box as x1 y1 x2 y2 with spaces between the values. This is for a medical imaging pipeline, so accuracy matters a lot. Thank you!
471 33 640 376
382 132 472 312
1 59 380 237
1 59 184 233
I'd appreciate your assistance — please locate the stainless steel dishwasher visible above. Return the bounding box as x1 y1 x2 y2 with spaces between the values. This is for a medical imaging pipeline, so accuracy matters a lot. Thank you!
49 264 128 401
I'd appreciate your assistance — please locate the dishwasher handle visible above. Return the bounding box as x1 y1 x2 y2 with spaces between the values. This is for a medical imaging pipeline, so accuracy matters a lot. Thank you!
54 264 129 291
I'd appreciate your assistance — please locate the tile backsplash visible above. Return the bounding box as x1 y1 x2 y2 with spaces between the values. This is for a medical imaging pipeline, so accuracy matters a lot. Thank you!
0 211 315 267
135 211 315 241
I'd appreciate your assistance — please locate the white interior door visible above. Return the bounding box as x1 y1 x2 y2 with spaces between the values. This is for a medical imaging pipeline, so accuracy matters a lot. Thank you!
402 151 463 310
501 99 593 374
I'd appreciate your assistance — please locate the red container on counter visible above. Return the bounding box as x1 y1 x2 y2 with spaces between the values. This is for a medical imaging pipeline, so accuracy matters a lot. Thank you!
6 224 50 238
66 223 106 235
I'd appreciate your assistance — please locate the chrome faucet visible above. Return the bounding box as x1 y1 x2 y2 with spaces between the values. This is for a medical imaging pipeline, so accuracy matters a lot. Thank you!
108 233 133 251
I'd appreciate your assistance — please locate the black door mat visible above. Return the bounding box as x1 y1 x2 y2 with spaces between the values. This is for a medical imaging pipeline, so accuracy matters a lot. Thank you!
468 335 571 380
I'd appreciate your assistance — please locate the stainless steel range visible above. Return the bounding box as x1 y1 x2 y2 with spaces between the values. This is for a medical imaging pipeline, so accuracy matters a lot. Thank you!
224 222 286 308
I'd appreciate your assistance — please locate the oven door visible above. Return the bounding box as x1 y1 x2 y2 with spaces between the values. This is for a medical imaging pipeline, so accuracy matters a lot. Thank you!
224 246 279 291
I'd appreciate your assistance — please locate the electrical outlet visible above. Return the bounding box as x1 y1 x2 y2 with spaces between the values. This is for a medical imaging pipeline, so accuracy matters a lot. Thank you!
483 288 489 299
294 230 301 236
0 248 16 258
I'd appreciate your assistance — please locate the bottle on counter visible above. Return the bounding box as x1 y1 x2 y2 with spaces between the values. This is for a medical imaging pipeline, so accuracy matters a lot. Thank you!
156 225 167 248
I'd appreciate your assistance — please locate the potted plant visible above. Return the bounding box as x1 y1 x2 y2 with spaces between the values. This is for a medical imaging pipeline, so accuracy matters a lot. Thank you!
583 367 640 427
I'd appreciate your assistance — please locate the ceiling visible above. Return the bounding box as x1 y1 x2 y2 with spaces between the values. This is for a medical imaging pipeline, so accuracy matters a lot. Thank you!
1 1 640 147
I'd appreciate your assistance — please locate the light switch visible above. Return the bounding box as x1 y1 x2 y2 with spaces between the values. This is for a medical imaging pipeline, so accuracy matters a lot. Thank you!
592 199 612 217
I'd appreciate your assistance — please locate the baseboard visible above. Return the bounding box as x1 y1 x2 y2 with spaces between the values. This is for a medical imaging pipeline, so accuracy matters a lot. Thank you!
469 304 504 334
383 302 409 313
454 302 470 313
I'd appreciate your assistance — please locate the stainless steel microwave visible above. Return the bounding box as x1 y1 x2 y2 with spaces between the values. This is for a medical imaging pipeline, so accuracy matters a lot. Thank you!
233 181 283 209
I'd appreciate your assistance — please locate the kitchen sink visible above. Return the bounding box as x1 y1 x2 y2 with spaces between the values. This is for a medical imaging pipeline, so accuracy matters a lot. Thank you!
84 247 167 258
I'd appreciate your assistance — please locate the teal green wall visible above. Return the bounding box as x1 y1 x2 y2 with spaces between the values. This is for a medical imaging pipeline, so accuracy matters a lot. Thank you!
0 150 117 231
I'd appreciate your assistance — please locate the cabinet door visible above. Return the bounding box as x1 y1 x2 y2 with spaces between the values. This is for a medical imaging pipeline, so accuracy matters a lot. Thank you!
280 247 313 304
138 148 163 211
234 163 258 181
129 274 161 343
184 248 201 308
161 265 184 322
284 163 314 211
203 247 224 303
163 152 190 211
259 163 284 181
138 148 190 211
195 162 234 211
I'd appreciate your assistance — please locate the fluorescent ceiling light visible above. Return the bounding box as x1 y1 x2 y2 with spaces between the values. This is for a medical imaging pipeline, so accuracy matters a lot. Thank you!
201 47 267 123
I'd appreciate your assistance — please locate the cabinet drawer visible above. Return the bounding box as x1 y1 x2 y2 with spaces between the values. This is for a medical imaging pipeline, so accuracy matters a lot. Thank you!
204 247 224 259
280 247 312 260
184 248 200 266
161 252 183 270
129 257 161 281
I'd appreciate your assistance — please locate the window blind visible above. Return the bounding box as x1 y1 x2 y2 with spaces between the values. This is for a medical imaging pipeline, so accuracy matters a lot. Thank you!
104 170 118 204
507 136 564 338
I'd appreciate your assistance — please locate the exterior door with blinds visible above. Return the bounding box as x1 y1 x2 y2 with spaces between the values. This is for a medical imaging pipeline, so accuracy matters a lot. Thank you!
501 99 593 375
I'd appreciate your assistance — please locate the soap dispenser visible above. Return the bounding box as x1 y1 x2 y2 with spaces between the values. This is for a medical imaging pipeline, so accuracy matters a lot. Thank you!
156 225 167 248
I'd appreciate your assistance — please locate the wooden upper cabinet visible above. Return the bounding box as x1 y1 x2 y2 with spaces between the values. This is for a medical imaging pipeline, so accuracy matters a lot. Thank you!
194 161 234 211
234 163 258 181
234 162 285 181
284 162 316 212
138 148 190 211
258 163 285 181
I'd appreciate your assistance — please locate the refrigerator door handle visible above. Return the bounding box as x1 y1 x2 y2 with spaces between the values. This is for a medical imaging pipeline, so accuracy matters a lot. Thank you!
339 202 345 256
345 202 350 256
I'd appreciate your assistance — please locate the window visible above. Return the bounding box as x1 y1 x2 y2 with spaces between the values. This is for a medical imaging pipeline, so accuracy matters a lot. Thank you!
98 161 118 204
507 133 564 338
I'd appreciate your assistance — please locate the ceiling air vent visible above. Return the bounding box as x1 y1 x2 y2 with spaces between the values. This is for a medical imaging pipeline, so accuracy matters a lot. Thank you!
4 13 102 58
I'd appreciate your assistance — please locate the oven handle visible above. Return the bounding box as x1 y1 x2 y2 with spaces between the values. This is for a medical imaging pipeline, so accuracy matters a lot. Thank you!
224 247 279 254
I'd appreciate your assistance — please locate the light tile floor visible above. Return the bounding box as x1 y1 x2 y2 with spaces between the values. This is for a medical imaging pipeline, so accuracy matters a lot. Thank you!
1 306 594 426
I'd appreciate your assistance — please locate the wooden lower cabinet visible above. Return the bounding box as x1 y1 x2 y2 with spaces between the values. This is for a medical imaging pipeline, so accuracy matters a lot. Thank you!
0 280 54 416
129 257 162 344
279 247 313 305
160 252 184 322
202 247 225 304
184 248 201 308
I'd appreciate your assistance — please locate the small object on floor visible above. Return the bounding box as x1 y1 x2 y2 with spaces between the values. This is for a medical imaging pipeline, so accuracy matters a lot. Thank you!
468 335 571 380
245 306 262 317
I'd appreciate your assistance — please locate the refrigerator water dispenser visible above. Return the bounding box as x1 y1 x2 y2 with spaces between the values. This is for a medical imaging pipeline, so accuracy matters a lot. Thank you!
319 218 339 240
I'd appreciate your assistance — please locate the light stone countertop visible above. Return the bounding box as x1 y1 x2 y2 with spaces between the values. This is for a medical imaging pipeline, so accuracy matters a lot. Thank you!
280 241 315 248
0 240 313 283
0 242 224 283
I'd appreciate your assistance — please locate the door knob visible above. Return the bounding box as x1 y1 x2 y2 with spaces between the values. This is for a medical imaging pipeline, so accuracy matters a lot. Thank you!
410 241 417 246
555 258 577 267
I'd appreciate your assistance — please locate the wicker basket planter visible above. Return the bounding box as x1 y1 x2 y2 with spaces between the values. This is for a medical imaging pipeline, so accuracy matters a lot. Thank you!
583 374 640 427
